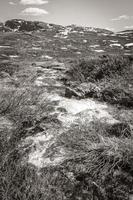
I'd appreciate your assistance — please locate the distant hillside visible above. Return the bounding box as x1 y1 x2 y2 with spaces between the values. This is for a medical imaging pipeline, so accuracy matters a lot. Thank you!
0 22 11 32
4 19 112 33
0 19 133 60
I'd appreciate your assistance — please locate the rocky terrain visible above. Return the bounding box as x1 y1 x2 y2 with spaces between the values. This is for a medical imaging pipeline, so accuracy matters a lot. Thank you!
0 19 133 200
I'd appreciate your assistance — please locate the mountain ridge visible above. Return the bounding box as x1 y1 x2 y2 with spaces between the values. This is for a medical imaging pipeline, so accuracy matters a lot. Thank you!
0 18 133 33
0 19 116 33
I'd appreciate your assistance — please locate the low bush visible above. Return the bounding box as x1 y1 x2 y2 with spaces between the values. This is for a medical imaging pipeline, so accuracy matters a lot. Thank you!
64 55 133 107
54 122 133 199
101 86 133 107
66 55 132 82
0 62 19 76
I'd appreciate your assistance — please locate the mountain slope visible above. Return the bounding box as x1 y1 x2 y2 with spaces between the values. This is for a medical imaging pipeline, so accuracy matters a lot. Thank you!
0 19 132 61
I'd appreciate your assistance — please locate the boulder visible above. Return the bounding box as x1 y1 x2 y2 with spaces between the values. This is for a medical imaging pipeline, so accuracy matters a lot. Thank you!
65 83 101 99
0 71 11 78
65 87 83 98
76 82 101 98
102 88 133 107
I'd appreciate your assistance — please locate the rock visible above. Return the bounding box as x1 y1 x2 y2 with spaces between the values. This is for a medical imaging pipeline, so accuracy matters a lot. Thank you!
102 88 133 107
56 107 67 113
0 71 10 78
26 125 45 136
22 120 33 128
76 82 101 98
65 87 83 98
32 125 44 133
65 83 101 99
129 194 133 200
0 22 11 32
106 122 131 138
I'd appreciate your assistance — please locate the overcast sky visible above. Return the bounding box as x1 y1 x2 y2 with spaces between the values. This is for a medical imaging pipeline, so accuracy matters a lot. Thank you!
0 0 133 31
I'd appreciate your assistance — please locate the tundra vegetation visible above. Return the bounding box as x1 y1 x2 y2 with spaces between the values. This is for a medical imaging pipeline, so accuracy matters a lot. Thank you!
0 19 133 200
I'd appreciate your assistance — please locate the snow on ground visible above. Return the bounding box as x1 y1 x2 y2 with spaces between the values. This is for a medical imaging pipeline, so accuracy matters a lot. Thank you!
98 33 108 36
76 51 81 54
41 55 53 59
111 34 117 36
54 34 68 39
21 115 66 168
110 43 123 48
0 46 11 48
32 47 41 50
125 43 133 47
110 40 118 43
71 30 78 33
84 27 98 32
90 44 100 48
9 55 19 58
119 35 128 38
22 63 119 169
118 31 133 35
59 27 72 36
48 94 119 126
124 53 132 56
47 24 54 29
94 49 105 53
0 116 13 130
61 47 68 50
83 39 87 43
67 44 72 47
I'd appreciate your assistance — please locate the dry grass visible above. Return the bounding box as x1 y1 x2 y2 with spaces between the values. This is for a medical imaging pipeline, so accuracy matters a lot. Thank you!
0 86 66 200
51 121 133 199
64 55 133 108
0 54 133 199
0 78 133 200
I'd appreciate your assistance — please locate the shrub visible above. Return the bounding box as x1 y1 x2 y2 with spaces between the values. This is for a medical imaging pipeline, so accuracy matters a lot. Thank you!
0 62 19 76
54 122 133 199
64 55 133 107
65 55 132 83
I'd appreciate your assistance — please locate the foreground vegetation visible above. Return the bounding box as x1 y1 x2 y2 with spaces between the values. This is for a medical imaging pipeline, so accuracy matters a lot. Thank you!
64 55 133 108
0 55 133 200
0 105 133 200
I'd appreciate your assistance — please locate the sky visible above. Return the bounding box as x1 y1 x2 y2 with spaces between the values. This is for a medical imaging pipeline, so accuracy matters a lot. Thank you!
0 0 133 31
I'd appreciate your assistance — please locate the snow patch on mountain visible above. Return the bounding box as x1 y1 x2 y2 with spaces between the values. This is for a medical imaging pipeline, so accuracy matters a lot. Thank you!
125 43 133 47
